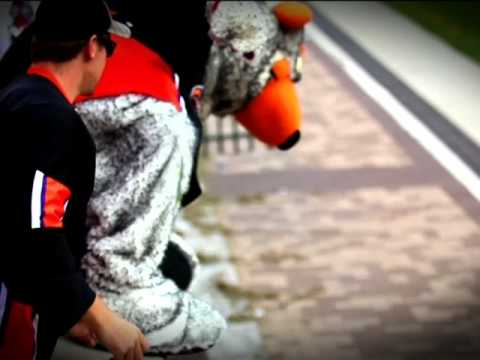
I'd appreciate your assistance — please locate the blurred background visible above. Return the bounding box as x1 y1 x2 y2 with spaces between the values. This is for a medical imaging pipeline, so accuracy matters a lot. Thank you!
2 1 480 360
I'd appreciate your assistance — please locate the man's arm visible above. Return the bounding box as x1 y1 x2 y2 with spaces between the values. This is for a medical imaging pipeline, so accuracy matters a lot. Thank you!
3 106 96 336
2 103 150 359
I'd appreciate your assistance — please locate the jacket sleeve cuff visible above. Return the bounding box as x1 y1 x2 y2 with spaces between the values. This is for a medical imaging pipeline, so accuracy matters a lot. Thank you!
39 273 96 336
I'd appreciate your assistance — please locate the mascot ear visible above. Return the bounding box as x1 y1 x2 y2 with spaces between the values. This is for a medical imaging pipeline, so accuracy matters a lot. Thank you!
205 0 221 23
273 1 313 30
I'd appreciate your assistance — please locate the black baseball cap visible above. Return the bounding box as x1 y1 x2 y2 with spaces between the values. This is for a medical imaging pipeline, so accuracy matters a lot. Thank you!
32 0 130 41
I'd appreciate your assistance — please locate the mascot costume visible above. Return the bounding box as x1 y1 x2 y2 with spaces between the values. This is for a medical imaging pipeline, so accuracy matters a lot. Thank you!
0 0 312 355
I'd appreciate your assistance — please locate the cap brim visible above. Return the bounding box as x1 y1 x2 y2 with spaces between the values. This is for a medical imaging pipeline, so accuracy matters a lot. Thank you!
109 20 131 38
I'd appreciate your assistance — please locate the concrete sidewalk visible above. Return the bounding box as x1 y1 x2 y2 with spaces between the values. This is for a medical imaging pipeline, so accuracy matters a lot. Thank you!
307 1 480 147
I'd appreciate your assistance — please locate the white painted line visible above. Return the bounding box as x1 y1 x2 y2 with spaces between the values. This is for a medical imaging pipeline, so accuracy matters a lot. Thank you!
305 23 480 202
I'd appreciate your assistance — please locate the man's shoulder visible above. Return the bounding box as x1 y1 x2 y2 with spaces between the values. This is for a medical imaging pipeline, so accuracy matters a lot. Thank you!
0 75 72 114
0 78 87 156
1 75 79 125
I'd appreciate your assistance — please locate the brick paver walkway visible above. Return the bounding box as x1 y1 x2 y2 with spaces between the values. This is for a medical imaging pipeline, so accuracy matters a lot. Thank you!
193 41 480 360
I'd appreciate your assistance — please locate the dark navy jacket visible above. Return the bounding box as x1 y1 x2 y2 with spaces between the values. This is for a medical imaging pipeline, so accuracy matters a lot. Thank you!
0 73 96 342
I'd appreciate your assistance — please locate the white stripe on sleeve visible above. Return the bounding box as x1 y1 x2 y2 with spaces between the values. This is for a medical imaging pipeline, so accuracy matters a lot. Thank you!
31 170 45 229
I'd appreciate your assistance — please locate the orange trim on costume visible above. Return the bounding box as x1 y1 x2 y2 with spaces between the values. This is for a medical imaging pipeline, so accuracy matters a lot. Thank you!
273 2 313 30
27 65 72 104
43 177 71 228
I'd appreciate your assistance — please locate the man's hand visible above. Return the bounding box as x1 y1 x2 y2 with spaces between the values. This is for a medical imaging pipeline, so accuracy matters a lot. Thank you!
73 296 150 360
96 310 150 360
68 321 97 348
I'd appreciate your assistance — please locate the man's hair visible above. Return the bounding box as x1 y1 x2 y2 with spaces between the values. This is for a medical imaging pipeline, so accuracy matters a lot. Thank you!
30 36 87 63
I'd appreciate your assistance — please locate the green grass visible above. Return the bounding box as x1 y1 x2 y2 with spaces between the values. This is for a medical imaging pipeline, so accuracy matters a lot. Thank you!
386 1 480 64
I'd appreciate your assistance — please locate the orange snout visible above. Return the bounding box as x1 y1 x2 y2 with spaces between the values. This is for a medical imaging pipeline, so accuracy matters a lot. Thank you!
235 58 302 150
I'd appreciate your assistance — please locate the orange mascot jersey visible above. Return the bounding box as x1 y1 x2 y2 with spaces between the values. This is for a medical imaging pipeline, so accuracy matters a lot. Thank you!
76 34 181 111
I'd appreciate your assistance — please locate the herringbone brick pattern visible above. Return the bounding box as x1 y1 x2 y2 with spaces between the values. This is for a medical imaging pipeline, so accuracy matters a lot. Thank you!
200 42 480 360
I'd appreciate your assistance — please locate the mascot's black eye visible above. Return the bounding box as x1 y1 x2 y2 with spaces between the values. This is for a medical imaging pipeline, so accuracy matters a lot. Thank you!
243 51 255 60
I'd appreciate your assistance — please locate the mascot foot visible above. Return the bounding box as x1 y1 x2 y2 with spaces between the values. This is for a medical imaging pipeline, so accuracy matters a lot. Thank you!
100 279 227 355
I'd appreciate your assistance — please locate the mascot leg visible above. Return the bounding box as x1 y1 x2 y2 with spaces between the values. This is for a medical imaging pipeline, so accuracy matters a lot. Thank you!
76 95 226 355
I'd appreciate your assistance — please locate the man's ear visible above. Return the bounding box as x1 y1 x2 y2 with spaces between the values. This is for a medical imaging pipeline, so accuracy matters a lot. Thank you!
84 35 98 60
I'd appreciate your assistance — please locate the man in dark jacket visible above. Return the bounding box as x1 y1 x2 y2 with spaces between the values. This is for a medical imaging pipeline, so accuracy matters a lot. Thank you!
0 1 149 359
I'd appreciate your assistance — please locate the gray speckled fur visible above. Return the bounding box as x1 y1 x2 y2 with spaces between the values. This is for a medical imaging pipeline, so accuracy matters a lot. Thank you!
73 1 306 355
76 95 226 354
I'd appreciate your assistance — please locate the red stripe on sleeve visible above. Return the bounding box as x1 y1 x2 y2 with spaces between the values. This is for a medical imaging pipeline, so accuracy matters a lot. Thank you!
42 177 71 228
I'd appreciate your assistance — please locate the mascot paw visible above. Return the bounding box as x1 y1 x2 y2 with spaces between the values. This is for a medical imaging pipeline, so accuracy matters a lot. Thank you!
190 85 205 116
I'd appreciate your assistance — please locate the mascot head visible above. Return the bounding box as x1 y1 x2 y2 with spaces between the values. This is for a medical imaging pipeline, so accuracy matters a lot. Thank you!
198 1 312 150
